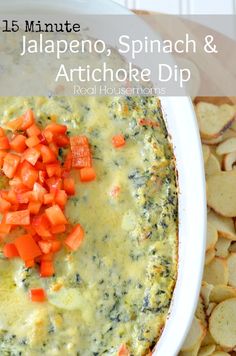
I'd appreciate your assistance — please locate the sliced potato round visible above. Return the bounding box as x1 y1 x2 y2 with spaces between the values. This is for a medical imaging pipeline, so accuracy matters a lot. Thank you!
227 253 236 288
209 298 236 348
216 137 236 155
203 257 228 285
206 222 218 251
181 317 206 352
205 154 221 177
211 352 231 356
203 144 210 164
205 249 215 266
223 151 236 171
196 102 235 139
215 237 231 258
208 211 236 241
198 344 216 356
207 171 236 217
210 285 236 303
201 281 214 308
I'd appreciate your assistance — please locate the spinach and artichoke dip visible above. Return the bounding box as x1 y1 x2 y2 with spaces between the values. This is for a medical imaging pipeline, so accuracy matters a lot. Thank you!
0 96 178 356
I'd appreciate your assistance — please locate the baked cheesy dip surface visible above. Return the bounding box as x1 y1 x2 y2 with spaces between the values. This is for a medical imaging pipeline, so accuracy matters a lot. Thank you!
0 96 178 356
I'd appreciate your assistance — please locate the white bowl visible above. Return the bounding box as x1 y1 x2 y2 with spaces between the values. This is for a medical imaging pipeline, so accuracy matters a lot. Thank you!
1 1 206 355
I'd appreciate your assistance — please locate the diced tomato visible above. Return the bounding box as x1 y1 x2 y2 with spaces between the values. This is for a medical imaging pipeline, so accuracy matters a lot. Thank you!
14 234 42 261
54 134 70 148
38 170 47 185
71 146 92 169
46 162 62 178
3 243 19 258
31 182 47 202
43 193 54 205
25 225 37 236
118 344 130 356
10 135 27 153
51 224 66 234
112 134 126 148
0 196 11 213
34 161 46 171
50 240 62 252
70 136 89 147
20 161 38 189
0 223 11 235
21 109 35 130
42 130 53 144
25 135 40 148
63 178 75 196
4 190 17 204
38 240 52 254
32 214 52 238
3 153 21 178
55 190 67 208
46 177 62 192
16 192 30 204
0 128 4 137
45 205 67 226
0 150 7 168
22 147 41 166
7 116 23 131
28 201 42 215
26 124 41 137
40 145 57 164
30 288 47 302
64 224 84 251
40 260 55 277
63 150 72 173
79 167 96 182
38 133 47 145
25 259 35 268
48 142 59 156
41 252 53 262
45 123 67 135
5 209 30 225
0 136 10 150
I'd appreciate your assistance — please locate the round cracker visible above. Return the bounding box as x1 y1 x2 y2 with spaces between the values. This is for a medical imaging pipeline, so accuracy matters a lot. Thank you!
181 317 206 352
196 102 235 139
227 253 236 288
207 211 236 241
205 249 215 266
216 137 236 155
195 296 207 328
207 171 236 217
205 154 221 177
209 298 236 349
206 222 218 251
198 344 216 356
202 144 210 164
230 242 236 252
210 284 236 303
215 237 231 258
201 281 214 308
203 257 228 285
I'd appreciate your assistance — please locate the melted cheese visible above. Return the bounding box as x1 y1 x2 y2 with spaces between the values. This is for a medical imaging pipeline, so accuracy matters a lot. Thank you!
0 96 178 356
